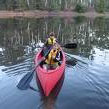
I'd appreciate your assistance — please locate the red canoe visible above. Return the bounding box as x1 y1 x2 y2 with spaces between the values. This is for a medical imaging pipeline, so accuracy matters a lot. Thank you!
34 48 66 96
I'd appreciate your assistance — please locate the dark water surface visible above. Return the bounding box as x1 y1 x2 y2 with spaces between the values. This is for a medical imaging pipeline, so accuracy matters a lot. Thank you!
0 16 109 109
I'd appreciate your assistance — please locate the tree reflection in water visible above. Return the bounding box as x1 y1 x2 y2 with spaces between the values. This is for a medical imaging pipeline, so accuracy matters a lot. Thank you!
0 17 109 67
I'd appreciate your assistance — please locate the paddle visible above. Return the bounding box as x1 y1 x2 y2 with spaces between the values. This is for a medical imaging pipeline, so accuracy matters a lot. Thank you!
62 43 77 49
17 47 52 90
17 43 77 90
17 58 44 90
35 43 77 49
65 52 88 64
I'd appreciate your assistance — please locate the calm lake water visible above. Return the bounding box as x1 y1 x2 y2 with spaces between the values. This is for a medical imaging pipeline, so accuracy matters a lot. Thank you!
0 16 109 109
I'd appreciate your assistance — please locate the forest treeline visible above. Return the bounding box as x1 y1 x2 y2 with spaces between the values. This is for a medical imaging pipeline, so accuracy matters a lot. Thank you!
0 0 109 13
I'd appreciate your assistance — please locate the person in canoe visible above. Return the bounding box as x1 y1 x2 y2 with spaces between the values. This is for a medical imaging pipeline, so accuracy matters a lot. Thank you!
41 32 61 70
42 32 57 56
43 44 61 70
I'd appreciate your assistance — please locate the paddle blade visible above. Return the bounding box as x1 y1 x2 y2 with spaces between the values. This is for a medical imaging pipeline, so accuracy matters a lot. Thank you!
63 43 77 49
17 52 48 90
65 52 88 64
17 71 34 90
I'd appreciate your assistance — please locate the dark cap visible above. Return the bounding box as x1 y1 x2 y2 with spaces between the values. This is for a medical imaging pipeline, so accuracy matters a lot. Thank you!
49 32 55 36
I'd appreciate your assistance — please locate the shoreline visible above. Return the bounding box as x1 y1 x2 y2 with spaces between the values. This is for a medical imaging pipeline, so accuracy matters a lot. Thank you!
0 10 109 18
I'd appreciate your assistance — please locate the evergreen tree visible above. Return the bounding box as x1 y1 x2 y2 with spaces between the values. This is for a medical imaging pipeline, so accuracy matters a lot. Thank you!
95 0 105 13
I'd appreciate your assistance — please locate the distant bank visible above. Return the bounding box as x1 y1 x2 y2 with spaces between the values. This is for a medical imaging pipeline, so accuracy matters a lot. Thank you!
0 10 109 18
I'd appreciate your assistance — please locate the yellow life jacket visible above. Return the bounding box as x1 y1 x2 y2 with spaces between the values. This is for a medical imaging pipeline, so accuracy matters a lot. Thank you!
47 36 56 45
45 48 58 65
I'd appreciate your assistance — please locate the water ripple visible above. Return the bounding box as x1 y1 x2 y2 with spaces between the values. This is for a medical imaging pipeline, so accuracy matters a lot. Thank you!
83 63 109 106
1 56 34 77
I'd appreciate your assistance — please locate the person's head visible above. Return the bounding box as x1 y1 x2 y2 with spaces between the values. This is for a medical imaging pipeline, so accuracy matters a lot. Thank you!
49 32 55 37
49 32 55 40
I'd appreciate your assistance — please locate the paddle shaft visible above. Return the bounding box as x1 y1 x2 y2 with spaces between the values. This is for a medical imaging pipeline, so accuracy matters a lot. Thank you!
35 43 77 49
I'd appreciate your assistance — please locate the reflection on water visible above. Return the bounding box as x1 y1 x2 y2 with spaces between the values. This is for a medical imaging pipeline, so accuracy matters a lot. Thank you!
0 16 109 109
0 17 109 65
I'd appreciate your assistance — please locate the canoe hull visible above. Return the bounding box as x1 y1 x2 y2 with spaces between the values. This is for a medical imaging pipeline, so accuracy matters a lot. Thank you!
35 49 65 96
